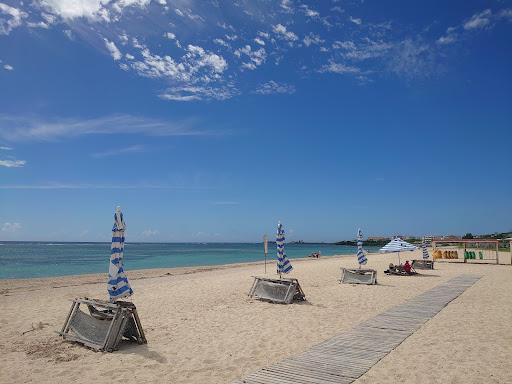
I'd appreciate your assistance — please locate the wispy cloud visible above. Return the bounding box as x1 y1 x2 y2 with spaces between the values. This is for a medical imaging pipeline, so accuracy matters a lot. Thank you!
388 39 437 80
0 159 26 168
254 80 296 95
0 114 212 141
0 146 12 150
272 24 298 42
349 16 362 25
3 64 13 71
104 38 122 60
158 84 238 101
1 222 21 232
2 1 511 98
464 9 492 30
91 144 145 158
0 3 27 35
320 61 361 75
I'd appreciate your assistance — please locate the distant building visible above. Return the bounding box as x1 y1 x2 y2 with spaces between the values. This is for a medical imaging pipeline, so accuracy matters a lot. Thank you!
367 236 389 241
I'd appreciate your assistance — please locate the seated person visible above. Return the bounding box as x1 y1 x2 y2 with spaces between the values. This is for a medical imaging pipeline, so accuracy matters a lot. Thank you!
403 260 412 274
385 263 395 274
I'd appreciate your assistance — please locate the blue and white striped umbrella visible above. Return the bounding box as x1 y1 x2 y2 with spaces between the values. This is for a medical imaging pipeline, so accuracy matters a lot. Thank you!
380 237 417 264
422 238 429 260
276 222 293 275
108 207 133 301
357 228 367 266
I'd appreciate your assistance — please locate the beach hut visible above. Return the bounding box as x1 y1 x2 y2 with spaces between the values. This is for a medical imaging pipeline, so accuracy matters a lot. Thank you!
59 206 146 351
380 237 417 265
340 229 377 285
248 221 305 304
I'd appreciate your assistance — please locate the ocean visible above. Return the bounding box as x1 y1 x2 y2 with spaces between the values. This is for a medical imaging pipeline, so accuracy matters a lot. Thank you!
0 242 379 279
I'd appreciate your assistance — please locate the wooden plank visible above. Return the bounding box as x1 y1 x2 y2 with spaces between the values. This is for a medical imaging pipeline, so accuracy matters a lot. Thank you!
232 275 481 384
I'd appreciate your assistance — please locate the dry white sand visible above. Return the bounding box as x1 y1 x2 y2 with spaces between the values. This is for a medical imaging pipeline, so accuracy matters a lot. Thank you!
0 250 511 384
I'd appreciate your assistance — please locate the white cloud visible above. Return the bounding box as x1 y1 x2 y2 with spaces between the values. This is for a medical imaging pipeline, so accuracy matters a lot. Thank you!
388 39 436 79
129 43 227 84
1 222 21 232
254 37 265 46
333 40 356 50
234 45 266 70
333 39 392 61
350 16 362 25
254 80 295 95
300 4 319 18
464 9 492 30
320 61 361 74
213 38 229 47
303 33 324 47
0 146 12 150
159 84 237 102
91 144 145 158
0 114 210 141
40 0 151 22
104 38 122 60
0 3 27 35
164 31 176 40
280 0 293 13
40 0 111 22
111 0 151 14
3 64 13 70
272 23 298 42
0 159 26 167
437 34 457 45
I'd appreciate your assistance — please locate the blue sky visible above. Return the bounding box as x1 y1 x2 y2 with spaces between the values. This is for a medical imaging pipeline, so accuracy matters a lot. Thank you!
0 0 511 242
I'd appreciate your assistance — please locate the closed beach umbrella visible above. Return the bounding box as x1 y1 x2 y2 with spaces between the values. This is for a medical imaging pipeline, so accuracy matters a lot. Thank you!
380 237 417 264
422 238 429 260
276 222 293 277
357 228 368 267
108 206 133 301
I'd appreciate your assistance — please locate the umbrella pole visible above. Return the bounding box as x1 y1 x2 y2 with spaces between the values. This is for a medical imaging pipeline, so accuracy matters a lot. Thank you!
398 251 401 265
264 251 267 274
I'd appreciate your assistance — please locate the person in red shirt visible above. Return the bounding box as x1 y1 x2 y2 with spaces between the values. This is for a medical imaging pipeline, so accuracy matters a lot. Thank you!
403 260 412 274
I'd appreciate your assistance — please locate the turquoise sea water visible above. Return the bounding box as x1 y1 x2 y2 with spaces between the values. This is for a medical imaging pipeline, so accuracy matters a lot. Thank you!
0 242 379 279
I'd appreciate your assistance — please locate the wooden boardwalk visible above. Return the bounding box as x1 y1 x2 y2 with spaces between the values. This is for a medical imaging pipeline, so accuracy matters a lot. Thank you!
233 274 481 384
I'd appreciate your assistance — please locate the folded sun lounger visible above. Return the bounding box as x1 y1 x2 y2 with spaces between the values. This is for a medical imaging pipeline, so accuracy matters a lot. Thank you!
411 259 434 270
248 276 306 304
340 268 377 285
59 297 146 352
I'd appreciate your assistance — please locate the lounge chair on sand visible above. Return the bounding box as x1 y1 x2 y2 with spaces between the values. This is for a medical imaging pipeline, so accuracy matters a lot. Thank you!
340 268 377 285
59 297 146 352
248 277 306 304
411 259 434 270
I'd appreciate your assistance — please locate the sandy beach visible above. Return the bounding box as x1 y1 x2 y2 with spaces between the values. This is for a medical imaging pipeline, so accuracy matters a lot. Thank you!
0 250 511 384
